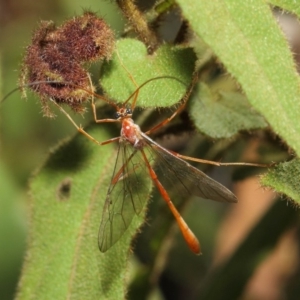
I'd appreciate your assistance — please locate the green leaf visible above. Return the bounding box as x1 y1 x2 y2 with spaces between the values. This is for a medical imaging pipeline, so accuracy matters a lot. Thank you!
16 123 152 300
261 158 300 205
100 38 196 107
0 161 26 299
177 0 300 155
269 0 300 16
190 83 267 138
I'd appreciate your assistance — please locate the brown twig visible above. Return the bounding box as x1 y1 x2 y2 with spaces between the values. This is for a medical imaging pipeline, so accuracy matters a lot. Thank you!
116 0 159 53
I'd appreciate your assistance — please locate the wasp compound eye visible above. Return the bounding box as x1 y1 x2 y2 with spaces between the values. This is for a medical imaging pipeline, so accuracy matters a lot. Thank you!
126 107 133 115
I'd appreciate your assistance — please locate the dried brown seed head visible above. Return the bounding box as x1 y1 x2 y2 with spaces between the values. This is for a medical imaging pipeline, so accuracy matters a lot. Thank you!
58 11 115 62
20 12 115 117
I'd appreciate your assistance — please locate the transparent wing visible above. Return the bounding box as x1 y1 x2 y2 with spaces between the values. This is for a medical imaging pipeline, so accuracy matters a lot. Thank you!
99 134 237 252
142 134 237 203
98 140 152 252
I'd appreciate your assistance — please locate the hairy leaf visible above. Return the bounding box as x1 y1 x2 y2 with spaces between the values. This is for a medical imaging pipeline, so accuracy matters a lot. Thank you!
100 38 197 107
177 0 300 155
190 83 267 138
261 158 300 206
16 123 151 299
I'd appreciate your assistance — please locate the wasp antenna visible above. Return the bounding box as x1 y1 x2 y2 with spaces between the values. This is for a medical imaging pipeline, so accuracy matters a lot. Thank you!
122 75 189 109
1 87 22 106
116 49 139 89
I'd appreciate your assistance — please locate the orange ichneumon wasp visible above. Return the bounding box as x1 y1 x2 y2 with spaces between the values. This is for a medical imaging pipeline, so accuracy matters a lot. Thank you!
2 45 268 255
15 69 266 255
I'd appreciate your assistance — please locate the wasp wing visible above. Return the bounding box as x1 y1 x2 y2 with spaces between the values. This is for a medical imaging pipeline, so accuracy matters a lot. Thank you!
99 134 237 252
142 134 237 203
98 140 152 252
